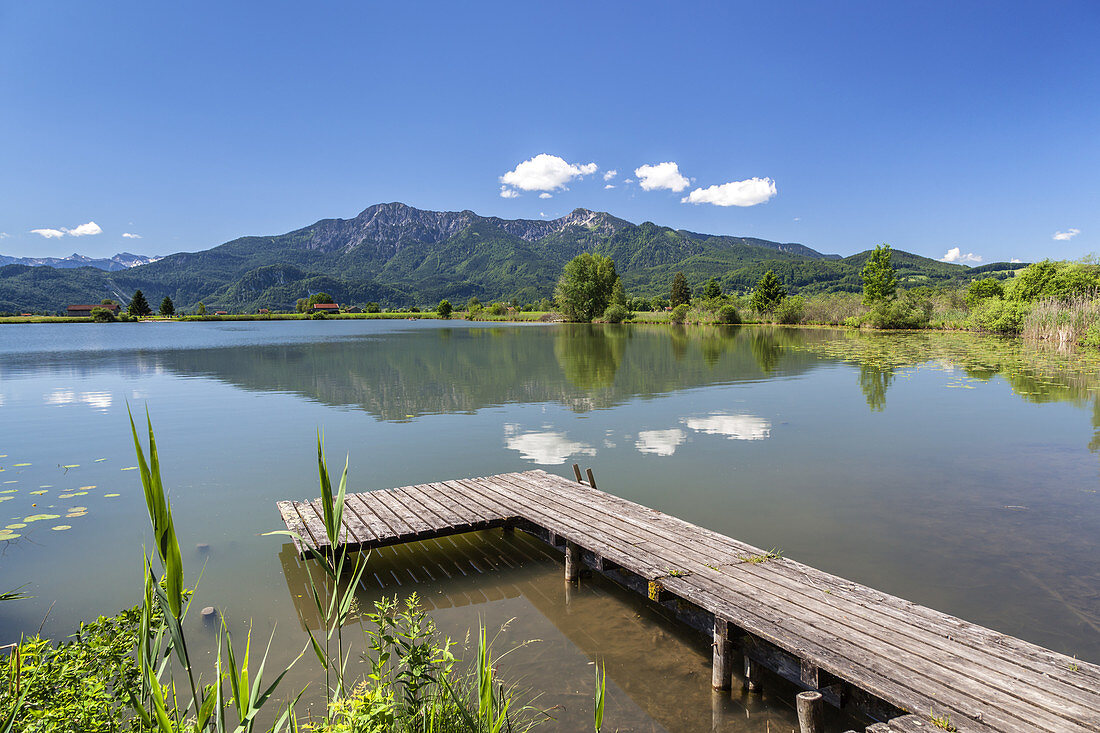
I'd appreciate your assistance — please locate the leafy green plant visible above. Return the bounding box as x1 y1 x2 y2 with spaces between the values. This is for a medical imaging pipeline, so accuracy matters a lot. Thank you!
669 304 689 324
602 304 628 323
593 661 606 733
774 295 805 324
716 304 740 325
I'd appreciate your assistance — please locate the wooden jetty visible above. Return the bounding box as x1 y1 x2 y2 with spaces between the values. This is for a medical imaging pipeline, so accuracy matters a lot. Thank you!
277 468 1100 733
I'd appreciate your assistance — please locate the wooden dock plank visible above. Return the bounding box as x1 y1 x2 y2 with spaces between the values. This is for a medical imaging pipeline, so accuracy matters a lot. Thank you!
277 470 1100 733
500 473 1100 725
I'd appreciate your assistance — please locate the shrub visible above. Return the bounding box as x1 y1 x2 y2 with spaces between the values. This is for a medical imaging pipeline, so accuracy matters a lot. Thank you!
487 302 505 316
774 295 805 325
437 299 453 318
966 278 1005 308
716 304 741 324
969 297 1031 334
90 307 116 323
867 293 933 329
670 304 690 324
310 310 327 319
602 304 628 323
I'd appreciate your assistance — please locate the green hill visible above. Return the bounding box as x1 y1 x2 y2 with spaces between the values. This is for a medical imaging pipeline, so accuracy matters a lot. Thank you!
0 202 992 313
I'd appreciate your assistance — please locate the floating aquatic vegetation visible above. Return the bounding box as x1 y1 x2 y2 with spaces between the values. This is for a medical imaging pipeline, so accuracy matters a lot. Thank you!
57 493 78 499
121 466 138 471
104 493 120 498
0 530 20 540
39 485 51 488
23 513 61 523
30 490 47 495
13 463 31 467
63 464 79 468
0 497 12 503
51 525 72 531
94 458 107 462
5 524 26 529
3 480 17 484
79 485 95 490
0 489 17 494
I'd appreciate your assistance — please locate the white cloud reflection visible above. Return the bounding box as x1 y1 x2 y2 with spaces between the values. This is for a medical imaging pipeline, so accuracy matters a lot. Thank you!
683 413 770 441
503 424 596 465
44 390 113 412
635 429 687 456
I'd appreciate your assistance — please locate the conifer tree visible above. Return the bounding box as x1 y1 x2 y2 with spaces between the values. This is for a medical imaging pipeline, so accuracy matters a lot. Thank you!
670 272 691 308
128 290 152 317
159 296 175 317
750 270 787 313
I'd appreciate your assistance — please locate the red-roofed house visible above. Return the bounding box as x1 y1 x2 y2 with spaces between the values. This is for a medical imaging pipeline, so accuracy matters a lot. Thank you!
311 303 340 312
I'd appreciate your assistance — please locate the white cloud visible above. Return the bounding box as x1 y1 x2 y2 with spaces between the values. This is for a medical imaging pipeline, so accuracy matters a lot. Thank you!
683 414 771 441
793 217 801 222
604 184 615 189
0 232 9 239
603 169 617 181
122 232 142 239
500 154 598 192
67 221 102 236
623 178 634 184
31 228 66 239
682 178 777 207
30 221 104 238
1053 228 1080 241
539 192 552 199
634 162 690 192
1010 258 1022 264
499 186 520 199
503 424 596 465
635 429 686 456
939 247 983 264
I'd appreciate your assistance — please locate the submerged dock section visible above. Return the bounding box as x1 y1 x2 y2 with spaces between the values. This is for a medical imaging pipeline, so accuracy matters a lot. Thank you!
278 468 1100 733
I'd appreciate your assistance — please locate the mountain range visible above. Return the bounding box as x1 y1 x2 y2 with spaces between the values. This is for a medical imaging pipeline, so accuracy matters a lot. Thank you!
0 202 1008 313
0 252 160 271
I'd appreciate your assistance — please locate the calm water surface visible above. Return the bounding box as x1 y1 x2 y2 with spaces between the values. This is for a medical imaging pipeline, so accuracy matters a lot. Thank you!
1 321 1098 731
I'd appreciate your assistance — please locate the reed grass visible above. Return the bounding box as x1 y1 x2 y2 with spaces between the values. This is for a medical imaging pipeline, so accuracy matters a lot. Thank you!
1020 296 1100 346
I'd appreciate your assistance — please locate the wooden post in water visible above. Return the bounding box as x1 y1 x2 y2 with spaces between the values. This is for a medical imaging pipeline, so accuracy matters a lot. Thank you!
796 690 823 733
712 618 734 690
586 468 597 490
565 541 581 581
572 463 584 483
743 653 759 692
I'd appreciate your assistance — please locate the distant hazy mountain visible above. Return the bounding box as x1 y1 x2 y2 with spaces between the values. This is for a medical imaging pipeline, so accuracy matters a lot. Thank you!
0 202 979 313
0 252 160 271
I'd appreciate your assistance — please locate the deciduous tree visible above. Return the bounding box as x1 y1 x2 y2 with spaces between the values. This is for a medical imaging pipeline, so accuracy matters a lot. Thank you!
861 244 897 305
555 253 620 322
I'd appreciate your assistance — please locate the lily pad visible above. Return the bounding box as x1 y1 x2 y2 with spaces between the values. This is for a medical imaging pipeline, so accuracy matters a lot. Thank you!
94 458 107 462
30 490 47 495
121 466 138 471
0 530 21 541
13 463 31 467
63 464 79 469
23 514 61 523
0 497 12 503
51 525 72 531
5 524 26 529
104 493 120 498
57 493 78 499
0 489 17 494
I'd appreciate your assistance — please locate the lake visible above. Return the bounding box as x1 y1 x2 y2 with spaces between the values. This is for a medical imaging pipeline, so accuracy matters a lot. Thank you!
1 320 1098 731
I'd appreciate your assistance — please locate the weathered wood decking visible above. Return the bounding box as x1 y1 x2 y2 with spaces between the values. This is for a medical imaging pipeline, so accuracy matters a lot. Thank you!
277 469 1100 733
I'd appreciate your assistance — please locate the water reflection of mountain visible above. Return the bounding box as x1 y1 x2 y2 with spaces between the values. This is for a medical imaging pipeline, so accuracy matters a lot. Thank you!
146 325 825 421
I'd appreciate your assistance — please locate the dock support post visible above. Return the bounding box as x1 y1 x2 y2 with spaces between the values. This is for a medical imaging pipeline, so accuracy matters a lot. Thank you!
586 468 598 490
565 541 581 581
796 691 823 733
572 463 584 483
712 618 733 690
743 654 759 692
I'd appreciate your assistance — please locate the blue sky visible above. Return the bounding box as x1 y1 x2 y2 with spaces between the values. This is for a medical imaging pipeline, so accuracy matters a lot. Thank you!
1 1 1096 264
